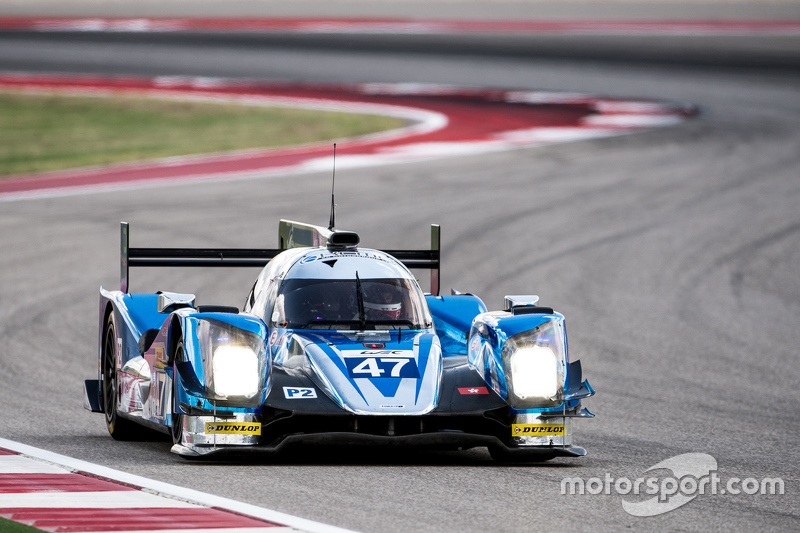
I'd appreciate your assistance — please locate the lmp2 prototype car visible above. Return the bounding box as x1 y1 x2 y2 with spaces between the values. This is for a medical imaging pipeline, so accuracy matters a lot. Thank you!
83 219 594 460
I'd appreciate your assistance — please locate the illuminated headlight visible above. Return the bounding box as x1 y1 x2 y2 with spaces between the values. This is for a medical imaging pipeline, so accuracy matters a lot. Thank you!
197 319 267 402
212 345 260 397
502 319 566 408
509 345 559 399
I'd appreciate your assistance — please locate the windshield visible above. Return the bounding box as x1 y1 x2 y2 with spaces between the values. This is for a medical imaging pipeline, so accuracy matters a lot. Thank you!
271 277 429 330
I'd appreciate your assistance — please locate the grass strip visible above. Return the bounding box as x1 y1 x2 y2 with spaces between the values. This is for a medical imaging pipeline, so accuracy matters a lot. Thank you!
0 517 45 533
0 91 406 176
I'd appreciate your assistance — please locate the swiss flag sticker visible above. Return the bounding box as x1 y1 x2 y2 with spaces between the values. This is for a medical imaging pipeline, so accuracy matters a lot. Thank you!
458 387 489 395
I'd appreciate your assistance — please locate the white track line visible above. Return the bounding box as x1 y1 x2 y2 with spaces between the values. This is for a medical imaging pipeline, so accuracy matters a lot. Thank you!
0 454 72 474
0 491 204 509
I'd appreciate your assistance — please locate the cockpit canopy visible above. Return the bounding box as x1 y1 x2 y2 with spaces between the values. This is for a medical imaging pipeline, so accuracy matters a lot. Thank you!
273 277 429 330
270 249 431 330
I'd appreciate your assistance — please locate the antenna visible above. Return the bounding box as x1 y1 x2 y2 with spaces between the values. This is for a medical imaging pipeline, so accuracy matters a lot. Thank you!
328 143 336 230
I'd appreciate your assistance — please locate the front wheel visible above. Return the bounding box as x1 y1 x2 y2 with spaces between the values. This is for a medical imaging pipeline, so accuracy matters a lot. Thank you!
171 340 185 445
171 410 184 445
102 313 137 440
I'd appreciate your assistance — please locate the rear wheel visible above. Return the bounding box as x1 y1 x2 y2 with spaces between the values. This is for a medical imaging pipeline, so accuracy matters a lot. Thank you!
102 313 137 440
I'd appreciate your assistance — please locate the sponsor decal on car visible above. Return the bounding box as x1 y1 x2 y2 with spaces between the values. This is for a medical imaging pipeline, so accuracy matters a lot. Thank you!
469 336 481 353
512 423 565 436
300 251 391 265
205 422 261 435
458 387 489 395
283 386 317 399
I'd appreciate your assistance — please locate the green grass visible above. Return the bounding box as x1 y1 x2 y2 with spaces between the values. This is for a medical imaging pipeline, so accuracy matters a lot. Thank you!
0 91 406 176
0 517 44 533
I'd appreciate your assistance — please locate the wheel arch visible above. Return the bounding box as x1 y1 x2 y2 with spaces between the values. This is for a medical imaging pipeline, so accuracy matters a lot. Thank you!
96 301 116 415
97 294 116 381
168 314 184 365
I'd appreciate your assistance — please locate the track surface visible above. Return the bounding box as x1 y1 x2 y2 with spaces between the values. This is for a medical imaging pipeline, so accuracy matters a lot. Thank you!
1 3 799 532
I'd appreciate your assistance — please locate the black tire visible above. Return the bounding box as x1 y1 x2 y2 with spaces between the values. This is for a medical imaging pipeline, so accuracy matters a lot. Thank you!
171 340 185 445
102 313 137 440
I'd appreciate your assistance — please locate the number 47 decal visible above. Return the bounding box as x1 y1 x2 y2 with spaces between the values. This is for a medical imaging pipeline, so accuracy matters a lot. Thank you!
345 356 420 379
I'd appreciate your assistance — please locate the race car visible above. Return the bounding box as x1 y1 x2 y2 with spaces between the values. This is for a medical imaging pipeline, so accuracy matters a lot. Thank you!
83 219 594 460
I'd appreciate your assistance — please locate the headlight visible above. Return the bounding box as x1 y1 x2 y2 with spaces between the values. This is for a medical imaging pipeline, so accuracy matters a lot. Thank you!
212 345 260 397
502 319 566 408
197 319 267 402
509 345 559 399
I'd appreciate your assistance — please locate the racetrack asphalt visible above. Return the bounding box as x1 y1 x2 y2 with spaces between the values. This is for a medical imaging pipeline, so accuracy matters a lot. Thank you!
0 2 799 532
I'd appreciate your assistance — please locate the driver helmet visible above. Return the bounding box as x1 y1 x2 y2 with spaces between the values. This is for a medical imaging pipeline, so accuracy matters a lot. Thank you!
364 282 402 320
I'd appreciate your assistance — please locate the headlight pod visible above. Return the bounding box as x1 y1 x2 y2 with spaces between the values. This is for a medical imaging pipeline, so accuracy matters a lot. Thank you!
197 319 267 402
502 319 566 408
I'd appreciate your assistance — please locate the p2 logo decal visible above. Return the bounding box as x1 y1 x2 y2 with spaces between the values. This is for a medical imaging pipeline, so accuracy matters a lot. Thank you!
283 387 317 399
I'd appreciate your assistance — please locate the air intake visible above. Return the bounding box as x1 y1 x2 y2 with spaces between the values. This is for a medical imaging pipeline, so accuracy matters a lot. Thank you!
327 231 360 250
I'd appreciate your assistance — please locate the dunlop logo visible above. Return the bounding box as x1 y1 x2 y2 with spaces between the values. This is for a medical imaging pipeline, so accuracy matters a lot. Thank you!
512 423 565 436
205 422 261 435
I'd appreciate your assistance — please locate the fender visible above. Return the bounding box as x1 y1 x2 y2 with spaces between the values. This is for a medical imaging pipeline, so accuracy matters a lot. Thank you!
468 309 573 411
171 310 271 414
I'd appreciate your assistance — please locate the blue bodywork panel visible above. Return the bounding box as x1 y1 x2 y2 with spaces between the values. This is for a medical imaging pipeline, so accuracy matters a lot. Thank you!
97 288 270 426
426 294 487 356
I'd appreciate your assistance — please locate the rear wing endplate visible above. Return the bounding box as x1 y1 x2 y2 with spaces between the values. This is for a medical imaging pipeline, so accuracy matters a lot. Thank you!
121 220 440 295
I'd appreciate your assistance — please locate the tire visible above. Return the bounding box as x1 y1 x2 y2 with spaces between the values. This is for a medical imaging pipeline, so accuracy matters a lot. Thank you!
171 340 185 446
101 313 137 440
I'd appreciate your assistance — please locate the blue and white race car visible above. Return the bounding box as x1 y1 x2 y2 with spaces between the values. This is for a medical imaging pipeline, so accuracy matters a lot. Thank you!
84 219 594 460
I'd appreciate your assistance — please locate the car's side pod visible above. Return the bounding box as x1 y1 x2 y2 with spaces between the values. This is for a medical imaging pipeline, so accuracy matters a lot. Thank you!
426 293 488 357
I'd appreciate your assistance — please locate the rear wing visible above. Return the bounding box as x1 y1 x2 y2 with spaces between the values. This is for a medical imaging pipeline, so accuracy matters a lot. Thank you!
121 220 441 295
